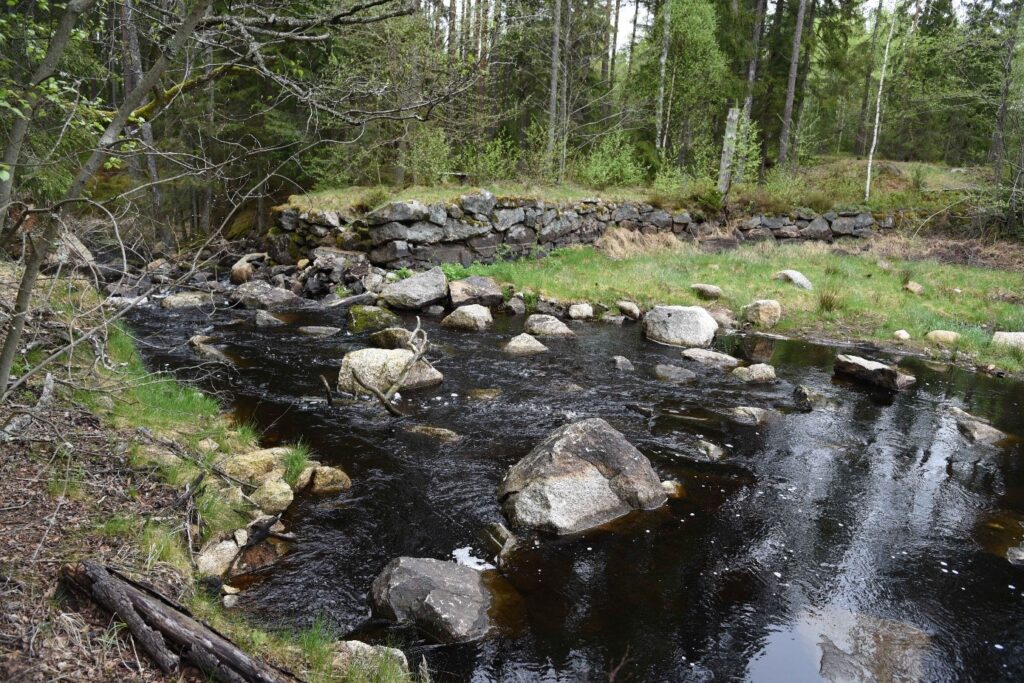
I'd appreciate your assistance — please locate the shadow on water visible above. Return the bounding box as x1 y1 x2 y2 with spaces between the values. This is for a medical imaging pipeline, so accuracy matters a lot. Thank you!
126 303 1024 682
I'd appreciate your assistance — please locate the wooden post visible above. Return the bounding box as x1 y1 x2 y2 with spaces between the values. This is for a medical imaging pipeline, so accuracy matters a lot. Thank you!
717 107 740 195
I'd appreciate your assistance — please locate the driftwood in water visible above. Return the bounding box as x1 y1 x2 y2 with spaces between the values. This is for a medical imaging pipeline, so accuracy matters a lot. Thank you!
61 560 298 682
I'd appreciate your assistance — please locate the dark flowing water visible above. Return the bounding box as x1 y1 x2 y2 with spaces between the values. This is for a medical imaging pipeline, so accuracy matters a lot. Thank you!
126 301 1024 682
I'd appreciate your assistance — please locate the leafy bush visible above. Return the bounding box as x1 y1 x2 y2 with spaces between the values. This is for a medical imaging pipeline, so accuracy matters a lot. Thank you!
459 133 519 183
352 186 392 214
574 131 645 188
404 126 451 186
521 118 558 183
652 165 686 195
440 262 471 280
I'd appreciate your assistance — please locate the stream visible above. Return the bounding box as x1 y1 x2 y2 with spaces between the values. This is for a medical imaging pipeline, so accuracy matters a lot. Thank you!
126 301 1024 682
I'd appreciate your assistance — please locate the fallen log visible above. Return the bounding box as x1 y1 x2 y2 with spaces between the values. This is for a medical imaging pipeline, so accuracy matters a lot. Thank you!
62 560 298 682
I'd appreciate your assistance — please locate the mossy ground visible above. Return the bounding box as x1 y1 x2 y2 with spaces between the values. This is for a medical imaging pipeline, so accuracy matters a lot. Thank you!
453 238 1024 374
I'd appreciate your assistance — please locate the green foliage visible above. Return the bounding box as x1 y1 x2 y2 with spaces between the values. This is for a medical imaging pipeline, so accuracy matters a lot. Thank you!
403 126 450 186
459 133 519 183
440 262 471 280
282 443 312 487
393 267 413 280
574 131 645 188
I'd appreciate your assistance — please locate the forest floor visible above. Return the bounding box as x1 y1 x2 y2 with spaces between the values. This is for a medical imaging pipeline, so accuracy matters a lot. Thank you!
454 233 1024 375
0 265 410 682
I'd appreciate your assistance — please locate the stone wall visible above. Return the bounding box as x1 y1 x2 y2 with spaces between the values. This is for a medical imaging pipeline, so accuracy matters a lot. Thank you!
269 190 892 269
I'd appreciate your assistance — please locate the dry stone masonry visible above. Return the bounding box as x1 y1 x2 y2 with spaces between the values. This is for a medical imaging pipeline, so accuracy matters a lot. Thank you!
269 189 890 268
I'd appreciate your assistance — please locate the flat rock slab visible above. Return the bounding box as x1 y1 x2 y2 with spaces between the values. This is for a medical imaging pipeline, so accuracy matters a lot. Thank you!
497 418 666 535
298 325 340 337
643 305 718 347
370 557 491 643
682 348 740 369
834 354 916 391
653 364 697 383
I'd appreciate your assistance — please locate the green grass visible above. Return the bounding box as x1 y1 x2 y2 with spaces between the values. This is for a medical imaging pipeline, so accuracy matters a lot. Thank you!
460 240 1024 373
282 442 312 487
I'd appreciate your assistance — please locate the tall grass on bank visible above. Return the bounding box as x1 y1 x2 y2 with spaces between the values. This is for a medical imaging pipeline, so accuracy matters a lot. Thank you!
462 240 1024 373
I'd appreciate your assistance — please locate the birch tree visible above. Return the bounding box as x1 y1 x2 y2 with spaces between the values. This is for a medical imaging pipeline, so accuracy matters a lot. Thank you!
865 9 898 202
778 0 808 165
654 0 672 154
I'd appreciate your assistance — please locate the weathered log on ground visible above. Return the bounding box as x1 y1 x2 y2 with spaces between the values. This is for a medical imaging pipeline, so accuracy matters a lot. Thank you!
61 560 298 683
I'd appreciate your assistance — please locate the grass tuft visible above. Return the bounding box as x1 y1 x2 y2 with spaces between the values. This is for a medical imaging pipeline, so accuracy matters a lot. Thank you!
283 442 312 488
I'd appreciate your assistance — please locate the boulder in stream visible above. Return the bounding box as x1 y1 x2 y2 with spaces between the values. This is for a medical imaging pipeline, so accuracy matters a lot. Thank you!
161 291 215 310
732 363 777 383
681 347 740 369
230 280 303 311
834 354 915 391
255 310 285 327
347 305 401 333
369 326 415 349
337 348 442 395
370 557 491 643
503 333 549 355
295 465 352 494
497 418 667 535
653 364 697 383
643 305 718 347
441 304 493 331
947 406 1007 445
524 314 575 338
379 267 448 310
299 325 340 338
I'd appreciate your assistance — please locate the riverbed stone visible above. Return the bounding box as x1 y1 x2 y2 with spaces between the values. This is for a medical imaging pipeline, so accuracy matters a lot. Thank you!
681 347 740 369
503 333 548 355
497 418 667 535
370 557 491 643
294 465 352 494
691 283 723 300
643 305 718 347
525 314 575 337
379 267 448 310
347 305 401 333
405 425 462 442
654 364 697 383
332 641 409 675
993 331 1024 349
338 348 443 395
196 539 238 577
504 296 527 316
834 354 916 391
299 325 341 338
230 280 303 311
161 291 215 310
368 327 414 349
708 306 737 330
732 363 777 383
251 476 293 514
255 310 285 327
449 276 504 307
442 304 493 331
793 385 830 411
568 303 594 320
221 447 294 484
947 406 1007 445
774 269 813 290
730 406 780 425
617 301 641 320
742 300 782 328
612 355 634 371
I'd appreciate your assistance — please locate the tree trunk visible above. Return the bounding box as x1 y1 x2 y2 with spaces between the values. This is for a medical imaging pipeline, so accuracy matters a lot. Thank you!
547 0 563 159
854 0 884 155
654 0 671 154
777 0 808 166
718 107 741 194
601 0 611 90
865 11 898 202
610 0 622 91
627 0 640 76
741 0 767 121
449 0 458 54
989 0 1022 181
790 0 817 161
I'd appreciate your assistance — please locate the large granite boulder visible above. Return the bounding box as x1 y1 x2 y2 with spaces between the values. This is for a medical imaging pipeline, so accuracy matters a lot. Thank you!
742 299 782 328
449 276 504 307
642 305 718 347
503 333 548 355
497 418 666 535
337 348 442 395
379 267 448 310
524 314 575 337
370 557 491 643
230 280 303 311
441 304 493 331
834 354 915 391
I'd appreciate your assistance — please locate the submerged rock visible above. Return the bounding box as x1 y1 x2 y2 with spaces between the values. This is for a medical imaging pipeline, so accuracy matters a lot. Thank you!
643 305 718 348
379 267 448 310
834 354 916 391
524 314 575 337
441 304 493 331
653 364 697 383
742 299 782 328
947 406 1007 445
299 325 340 338
793 385 830 411
497 418 667 535
681 347 740 369
370 557 491 643
347 305 401 333
732 363 777 383
503 333 549 355
730 406 780 426
405 425 461 442
449 276 504 307
338 348 442 395
255 310 285 327
611 355 634 371
697 439 726 460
